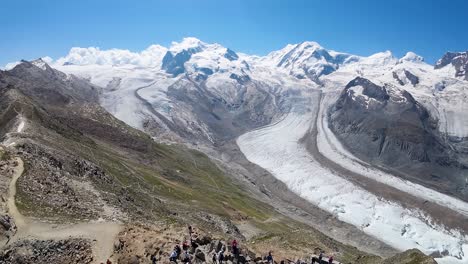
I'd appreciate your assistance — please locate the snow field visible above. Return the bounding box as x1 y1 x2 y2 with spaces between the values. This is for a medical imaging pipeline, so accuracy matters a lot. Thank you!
237 112 468 263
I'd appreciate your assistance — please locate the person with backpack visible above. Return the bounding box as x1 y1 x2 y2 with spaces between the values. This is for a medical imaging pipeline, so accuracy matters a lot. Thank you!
218 250 225 264
328 255 334 264
170 250 178 263
318 252 323 263
212 252 217 264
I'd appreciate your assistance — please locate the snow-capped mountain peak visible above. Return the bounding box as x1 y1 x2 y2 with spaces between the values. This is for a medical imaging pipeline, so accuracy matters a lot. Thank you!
434 51 468 80
258 41 358 82
169 37 207 53
366 50 395 64
399 52 424 63
162 38 247 77
31 58 48 70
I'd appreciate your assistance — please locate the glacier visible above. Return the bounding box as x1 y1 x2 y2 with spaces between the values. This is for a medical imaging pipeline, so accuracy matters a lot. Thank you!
237 107 468 264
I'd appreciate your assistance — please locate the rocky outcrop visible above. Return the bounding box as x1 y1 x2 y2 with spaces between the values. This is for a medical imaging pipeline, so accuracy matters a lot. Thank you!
435 51 468 80
162 46 203 77
329 77 468 200
3 60 99 105
224 48 239 61
162 50 192 77
0 239 93 264
394 70 420 86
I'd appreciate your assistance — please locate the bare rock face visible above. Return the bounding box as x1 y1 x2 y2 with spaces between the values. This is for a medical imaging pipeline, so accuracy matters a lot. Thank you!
4 59 99 105
0 239 93 264
329 77 468 200
435 51 468 80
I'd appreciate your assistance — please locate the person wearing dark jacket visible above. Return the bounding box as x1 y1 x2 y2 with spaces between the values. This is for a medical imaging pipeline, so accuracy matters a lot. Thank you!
266 251 273 263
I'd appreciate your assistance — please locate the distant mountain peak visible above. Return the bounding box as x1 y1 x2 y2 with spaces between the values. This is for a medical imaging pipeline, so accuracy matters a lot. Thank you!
399 52 424 63
435 51 468 80
169 37 207 53
296 40 323 50
31 58 48 70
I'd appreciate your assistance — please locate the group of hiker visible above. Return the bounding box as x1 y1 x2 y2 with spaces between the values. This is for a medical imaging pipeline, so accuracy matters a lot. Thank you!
169 242 192 263
168 225 200 264
210 239 240 264
310 251 334 264
167 225 241 264
165 226 336 264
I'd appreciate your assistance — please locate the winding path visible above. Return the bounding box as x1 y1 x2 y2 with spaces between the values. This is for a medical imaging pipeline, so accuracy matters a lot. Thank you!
6 157 122 263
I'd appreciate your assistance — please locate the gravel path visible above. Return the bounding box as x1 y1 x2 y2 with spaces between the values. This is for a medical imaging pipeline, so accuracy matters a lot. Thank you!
7 157 122 263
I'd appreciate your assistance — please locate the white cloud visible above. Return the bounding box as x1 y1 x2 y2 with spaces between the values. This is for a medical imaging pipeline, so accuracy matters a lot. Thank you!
54 45 168 68
3 37 211 70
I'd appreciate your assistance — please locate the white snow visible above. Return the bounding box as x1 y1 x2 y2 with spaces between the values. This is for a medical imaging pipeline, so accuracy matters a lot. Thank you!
237 111 468 263
169 37 206 53
317 92 468 218
399 52 424 63
346 85 379 108
31 59 47 70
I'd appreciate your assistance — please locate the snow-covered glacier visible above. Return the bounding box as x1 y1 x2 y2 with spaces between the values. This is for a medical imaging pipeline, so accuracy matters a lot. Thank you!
237 104 468 264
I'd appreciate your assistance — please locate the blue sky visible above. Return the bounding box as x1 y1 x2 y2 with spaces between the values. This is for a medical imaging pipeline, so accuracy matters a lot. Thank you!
1 0 467 66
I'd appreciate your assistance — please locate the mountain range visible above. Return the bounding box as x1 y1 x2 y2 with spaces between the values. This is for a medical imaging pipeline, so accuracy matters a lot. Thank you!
1 37 467 264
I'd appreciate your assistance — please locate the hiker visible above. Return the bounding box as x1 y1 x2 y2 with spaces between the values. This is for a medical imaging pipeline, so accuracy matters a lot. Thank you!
212 252 217 264
218 250 225 264
182 241 190 251
266 251 273 263
231 239 239 256
182 250 191 264
106 259 112 264
311 256 318 264
188 225 194 244
175 244 182 257
328 255 334 264
190 235 199 251
151 254 157 264
170 250 178 263
221 244 226 253
318 252 323 263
